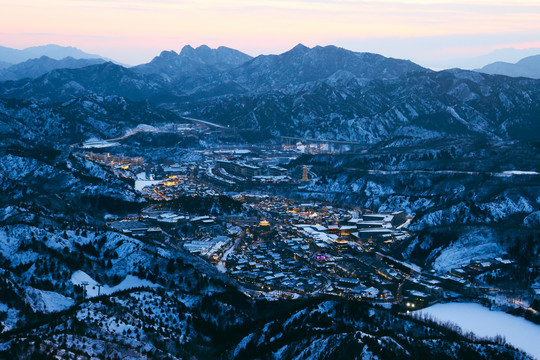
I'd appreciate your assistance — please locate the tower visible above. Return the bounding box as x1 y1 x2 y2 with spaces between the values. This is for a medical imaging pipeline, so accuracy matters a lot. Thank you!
302 165 309 181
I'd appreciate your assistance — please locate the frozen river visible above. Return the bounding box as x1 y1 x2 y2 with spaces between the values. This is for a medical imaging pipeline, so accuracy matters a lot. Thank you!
417 302 540 359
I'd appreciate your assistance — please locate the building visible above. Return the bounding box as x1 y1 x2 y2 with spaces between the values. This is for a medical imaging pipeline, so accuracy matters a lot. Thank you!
216 160 262 179
357 221 386 229
354 228 394 240
403 290 432 309
268 165 288 176
361 212 407 227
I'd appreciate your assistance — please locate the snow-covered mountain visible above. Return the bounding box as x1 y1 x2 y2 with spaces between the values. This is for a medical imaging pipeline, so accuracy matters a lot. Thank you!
221 44 427 93
0 62 169 102
181 67 540 143
0 95 182 146
132 44 252 82
1 44 539 145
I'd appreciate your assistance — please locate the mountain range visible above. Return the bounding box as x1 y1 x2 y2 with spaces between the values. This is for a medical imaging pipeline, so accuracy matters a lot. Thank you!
431 47 540 70
0 56 106 82
133 44 253 82
0 44 107 66
1 44 539 144
478 54 540 79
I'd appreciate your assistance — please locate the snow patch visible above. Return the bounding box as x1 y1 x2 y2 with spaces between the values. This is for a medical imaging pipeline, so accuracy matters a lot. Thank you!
432 229 504 272
25 288 74 313
71 270 159 298
134 172 162 191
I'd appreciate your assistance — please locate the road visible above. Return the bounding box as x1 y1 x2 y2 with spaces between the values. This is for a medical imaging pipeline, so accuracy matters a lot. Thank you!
342 168 540 177
152 187 169 200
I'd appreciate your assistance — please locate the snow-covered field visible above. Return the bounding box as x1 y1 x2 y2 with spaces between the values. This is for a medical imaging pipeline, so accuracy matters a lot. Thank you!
134 172 162 191
417 303 540 359
71 270 159 298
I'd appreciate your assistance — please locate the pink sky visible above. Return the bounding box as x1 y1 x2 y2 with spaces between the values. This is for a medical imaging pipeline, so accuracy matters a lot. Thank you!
2 0 540 67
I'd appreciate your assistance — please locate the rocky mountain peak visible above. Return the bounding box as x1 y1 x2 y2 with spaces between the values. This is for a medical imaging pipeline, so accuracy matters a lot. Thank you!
158 50 179 58
179 44 196 57
178 44 252 66
132 44 252 80
289 43 310 53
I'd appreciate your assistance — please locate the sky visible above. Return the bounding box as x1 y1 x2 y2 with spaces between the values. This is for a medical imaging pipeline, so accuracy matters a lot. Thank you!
1 0 540 68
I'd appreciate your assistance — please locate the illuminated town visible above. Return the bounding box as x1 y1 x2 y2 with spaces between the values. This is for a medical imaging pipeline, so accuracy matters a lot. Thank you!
82 142 520 311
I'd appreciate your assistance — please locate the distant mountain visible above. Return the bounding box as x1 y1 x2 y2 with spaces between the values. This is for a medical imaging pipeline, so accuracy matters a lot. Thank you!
132 44 427 96
0 60 11 69
0 56 106 82
0 62 172 102
433 47 540 70
221 44 428 93
132 44 252 82
22 44 105 60
0 44 109 65
179 44 253 67
477 54 540 79
0 46 33 64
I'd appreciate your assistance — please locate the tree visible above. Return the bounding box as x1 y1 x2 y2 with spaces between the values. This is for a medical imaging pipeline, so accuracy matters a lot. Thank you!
166 259 176 274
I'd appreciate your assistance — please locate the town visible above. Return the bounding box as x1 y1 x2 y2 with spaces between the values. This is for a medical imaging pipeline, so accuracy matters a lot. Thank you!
77 138 529 314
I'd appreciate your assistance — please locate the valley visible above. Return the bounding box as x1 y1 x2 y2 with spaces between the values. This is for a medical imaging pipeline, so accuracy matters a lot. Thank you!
0 43 538 359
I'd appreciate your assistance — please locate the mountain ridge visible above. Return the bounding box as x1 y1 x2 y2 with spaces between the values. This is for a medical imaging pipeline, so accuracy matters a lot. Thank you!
132 44 253 82
477 54 540 79
0 44 110 65
0 56 106 82
0 44 539 146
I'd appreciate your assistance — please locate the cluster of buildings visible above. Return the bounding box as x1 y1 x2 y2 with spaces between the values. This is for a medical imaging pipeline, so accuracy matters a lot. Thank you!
83 146 525 309
183 235 230 260
108 219 165 241
193 195 426 303
225 233 326 295
138 174 220 200
83 152 144 169
204 159 293 187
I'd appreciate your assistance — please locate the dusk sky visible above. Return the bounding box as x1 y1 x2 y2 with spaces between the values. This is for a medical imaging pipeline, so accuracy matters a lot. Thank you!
2 0 540 67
